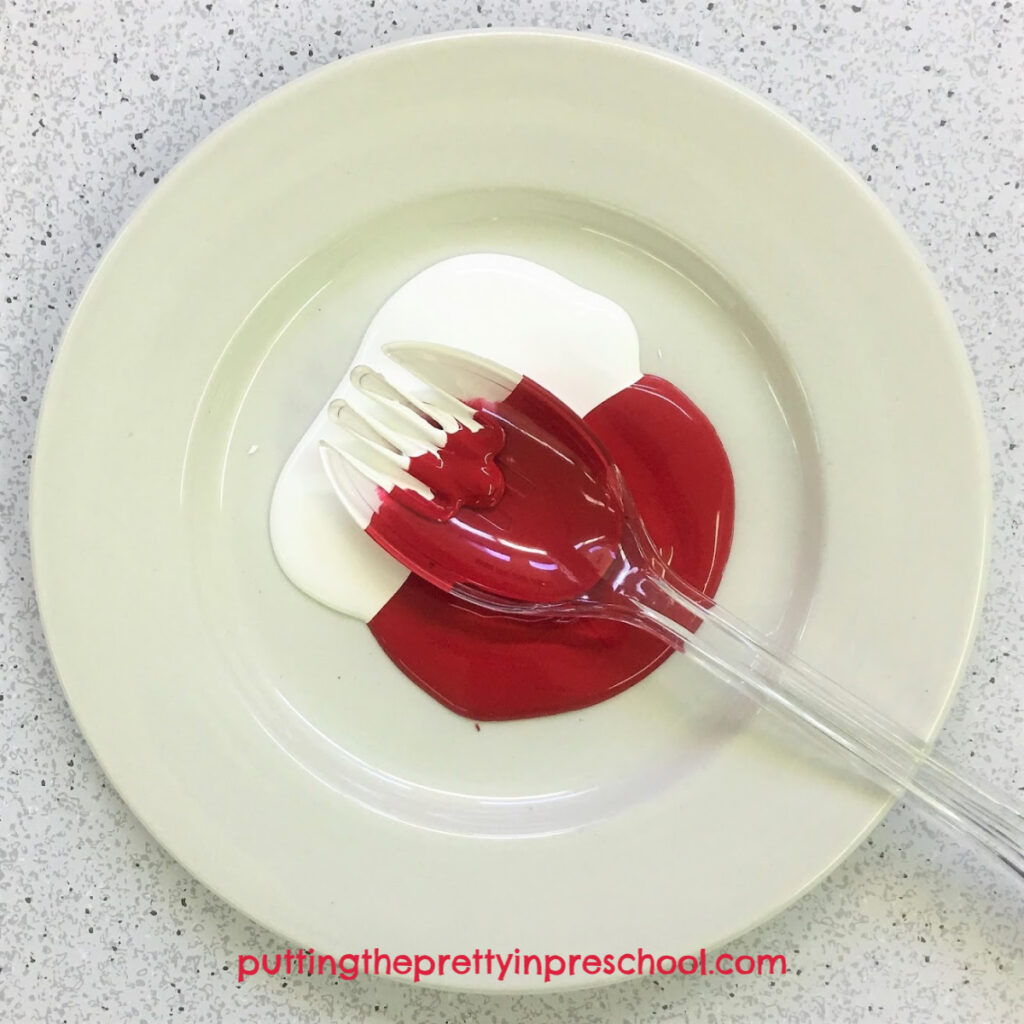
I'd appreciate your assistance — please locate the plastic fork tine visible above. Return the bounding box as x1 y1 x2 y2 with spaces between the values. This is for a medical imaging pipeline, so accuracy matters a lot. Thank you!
348 365 453 450
378 346 499 433
322 405 434 501
382 342 519 415
328 399 400 455
317 439 381 528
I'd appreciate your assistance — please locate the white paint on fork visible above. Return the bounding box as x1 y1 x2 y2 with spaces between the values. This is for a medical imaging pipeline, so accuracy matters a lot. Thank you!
320 343 521 521
347 366 449 454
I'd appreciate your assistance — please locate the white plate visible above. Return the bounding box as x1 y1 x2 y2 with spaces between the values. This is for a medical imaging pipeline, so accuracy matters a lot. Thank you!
31 31 989 992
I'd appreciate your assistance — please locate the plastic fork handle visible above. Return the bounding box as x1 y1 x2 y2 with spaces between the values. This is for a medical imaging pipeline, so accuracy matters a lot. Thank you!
623 564 1024 882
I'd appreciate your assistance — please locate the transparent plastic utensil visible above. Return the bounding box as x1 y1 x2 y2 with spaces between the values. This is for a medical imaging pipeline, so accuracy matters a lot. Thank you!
321 341 1024 880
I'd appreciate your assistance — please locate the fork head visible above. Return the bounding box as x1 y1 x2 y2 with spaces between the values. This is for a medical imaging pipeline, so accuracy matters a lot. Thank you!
319 343 519 527
319 341 627 604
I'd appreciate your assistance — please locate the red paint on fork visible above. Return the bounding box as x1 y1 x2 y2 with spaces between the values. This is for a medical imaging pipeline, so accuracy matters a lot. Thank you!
388 416 506 522
366 377 626 604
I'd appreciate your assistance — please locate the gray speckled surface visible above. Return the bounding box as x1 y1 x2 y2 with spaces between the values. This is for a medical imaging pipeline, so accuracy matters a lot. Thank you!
2 0 1022 1021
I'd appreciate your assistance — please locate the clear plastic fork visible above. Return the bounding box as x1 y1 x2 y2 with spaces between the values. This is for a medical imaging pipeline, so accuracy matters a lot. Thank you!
321 341 1024 881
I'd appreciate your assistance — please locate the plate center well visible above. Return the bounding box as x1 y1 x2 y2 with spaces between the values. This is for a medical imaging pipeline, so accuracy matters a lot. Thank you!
181 189 824 837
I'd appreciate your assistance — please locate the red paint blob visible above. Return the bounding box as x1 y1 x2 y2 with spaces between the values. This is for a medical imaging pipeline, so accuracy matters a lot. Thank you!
368 375 734 720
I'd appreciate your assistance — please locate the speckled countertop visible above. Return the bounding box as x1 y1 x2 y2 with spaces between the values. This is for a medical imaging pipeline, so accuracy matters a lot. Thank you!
2 1 1022 1021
